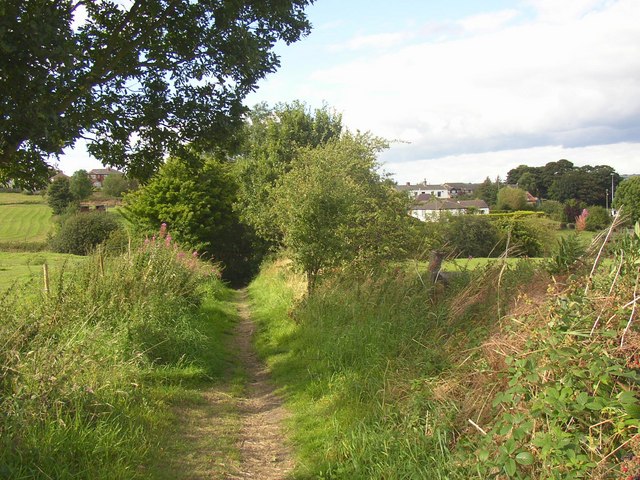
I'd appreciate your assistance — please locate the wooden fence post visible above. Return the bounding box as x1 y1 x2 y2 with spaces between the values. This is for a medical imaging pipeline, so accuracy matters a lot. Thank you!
43 263 50 295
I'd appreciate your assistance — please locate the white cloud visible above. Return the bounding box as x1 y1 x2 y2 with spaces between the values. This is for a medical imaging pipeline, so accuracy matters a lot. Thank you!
457 9 519 33
526 0 608 22
58 139 105 175
305 0 640 165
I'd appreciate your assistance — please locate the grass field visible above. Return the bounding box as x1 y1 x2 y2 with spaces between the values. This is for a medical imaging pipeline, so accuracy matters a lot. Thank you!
0 192 46 204
0 203 53 243
0 251 84 291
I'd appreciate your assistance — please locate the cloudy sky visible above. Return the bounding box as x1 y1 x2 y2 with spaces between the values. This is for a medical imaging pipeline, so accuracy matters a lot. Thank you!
61 0 640 183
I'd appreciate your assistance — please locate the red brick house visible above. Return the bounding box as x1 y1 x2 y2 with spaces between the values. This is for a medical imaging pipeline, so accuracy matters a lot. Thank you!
88 168 121 188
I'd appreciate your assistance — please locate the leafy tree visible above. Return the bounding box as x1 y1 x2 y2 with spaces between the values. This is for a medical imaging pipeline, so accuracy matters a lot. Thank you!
516 171 539 196
124 155 259 285
563 199 586 225
273 133 413 291
506 165 534 186
47 176 73 214
614 176 640 224
69 170 93 201
0 0 313 188
235 101 343 243
102 174 137 198
506 160 619 206
497 187 527 211
476 176 500 207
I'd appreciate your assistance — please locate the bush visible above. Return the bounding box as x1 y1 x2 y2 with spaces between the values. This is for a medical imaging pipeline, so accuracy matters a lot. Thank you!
50 211 121 255
546 233 587 273
585 205 611 231
446 215 502 257
539 199 564 221
496 187 527 211
494 217 544 257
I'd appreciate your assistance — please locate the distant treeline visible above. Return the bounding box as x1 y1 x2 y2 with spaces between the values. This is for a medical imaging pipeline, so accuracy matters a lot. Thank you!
505 159 621 206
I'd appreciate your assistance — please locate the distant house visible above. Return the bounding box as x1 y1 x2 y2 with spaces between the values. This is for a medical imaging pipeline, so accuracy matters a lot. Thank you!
397 181 482 199
410 197 490 222
444 182 482 197
88 168 121 188
49 171 68 182
397 182 450 199
525 191 539 206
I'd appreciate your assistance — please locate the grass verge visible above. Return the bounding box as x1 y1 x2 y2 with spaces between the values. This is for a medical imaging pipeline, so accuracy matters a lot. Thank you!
0 232 239 479
248 225 640 479
247 258 536 479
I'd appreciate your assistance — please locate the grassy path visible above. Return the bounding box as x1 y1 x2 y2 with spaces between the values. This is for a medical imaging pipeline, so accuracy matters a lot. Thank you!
152 289 293 479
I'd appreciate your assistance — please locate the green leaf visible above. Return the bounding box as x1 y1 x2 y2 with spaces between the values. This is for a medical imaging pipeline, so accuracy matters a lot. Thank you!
618 390 637 405
515 451 535 466
505 458 517 476
478 449 490 462
576 391 589 406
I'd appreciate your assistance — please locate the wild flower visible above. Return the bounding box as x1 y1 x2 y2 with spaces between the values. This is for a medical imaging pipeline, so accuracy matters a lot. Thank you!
576 208 589 231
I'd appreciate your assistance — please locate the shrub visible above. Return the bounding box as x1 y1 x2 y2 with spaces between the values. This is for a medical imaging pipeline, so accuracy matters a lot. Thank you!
546 233 587 273
494 217 544 257
539 199 564 221
50 211 121 255
446 215 502 257
584 205 611 231
496 187 527 211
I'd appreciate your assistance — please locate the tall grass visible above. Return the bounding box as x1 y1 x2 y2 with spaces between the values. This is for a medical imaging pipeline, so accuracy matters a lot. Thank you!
248 258 536 479
0 231 233 479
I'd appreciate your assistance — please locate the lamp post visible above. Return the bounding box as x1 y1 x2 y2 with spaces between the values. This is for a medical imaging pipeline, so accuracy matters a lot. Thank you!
611 173 615 214
606 189 609 211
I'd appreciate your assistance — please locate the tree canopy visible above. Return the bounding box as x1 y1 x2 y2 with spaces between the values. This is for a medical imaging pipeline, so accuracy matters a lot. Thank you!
69 170 93 201
234 101 343 243
47 176 73 215
0 0 313 188
614 176 640 224
273 132 414 291
506 160 620 206
124 155 260 285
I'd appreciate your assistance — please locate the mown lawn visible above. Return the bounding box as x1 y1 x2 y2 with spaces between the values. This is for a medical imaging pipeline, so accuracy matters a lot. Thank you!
0 203 52 242
0 192 46 205
0 251 84 291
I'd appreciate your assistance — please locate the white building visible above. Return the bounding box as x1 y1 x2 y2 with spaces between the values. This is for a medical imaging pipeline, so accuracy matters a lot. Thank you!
410 197 490 222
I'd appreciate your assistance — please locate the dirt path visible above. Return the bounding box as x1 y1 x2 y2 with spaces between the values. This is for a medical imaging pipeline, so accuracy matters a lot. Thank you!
226 289 294 480
155 290 293 479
